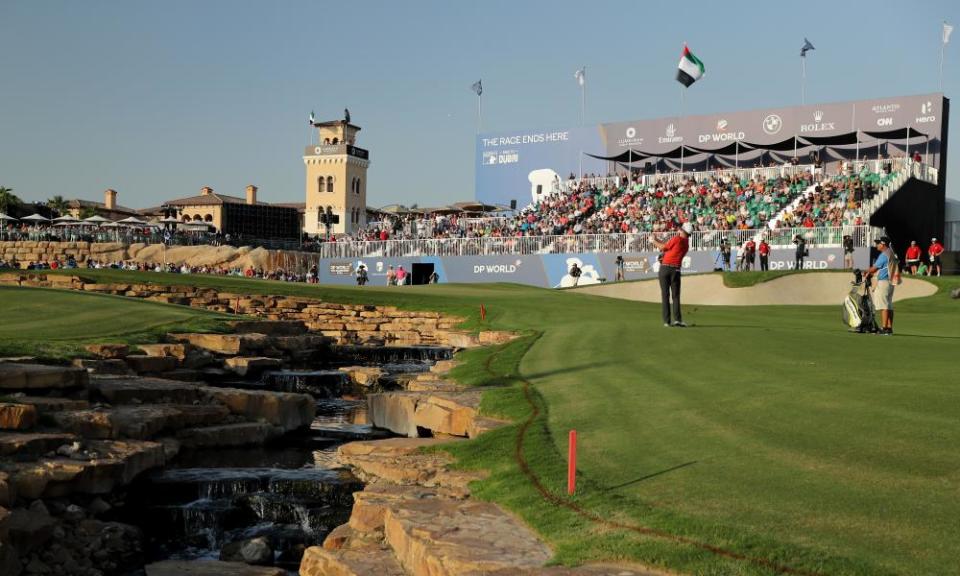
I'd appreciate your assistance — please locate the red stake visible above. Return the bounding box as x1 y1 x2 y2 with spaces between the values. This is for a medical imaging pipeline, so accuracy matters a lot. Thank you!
568 429 577 495
480 303 486 321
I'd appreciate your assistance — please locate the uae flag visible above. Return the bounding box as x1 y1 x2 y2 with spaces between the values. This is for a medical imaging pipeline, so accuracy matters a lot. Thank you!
676 45 705 87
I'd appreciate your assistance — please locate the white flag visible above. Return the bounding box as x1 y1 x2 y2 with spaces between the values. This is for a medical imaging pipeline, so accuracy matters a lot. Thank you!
944 22 954 44
574 67 585 87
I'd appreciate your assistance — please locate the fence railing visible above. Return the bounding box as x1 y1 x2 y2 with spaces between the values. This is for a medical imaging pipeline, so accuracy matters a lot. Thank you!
303 226 870 259
861 159 938 218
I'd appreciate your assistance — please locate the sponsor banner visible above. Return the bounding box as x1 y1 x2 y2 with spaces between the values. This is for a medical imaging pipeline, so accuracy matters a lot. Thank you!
476 93 944 206
310 247 866 288
440 255 547 285
475 125 606 208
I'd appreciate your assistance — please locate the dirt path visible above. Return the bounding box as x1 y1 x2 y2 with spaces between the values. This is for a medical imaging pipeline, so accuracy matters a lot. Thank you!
576 272 937 306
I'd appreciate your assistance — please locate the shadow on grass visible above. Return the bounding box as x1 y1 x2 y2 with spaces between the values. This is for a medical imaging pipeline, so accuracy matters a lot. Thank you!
602 460 699 492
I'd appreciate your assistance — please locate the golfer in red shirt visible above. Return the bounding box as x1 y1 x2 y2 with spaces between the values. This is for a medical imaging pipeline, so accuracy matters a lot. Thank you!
652 222 692 327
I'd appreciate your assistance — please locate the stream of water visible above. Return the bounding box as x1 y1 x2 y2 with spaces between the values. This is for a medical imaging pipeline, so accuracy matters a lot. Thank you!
120 345 452 572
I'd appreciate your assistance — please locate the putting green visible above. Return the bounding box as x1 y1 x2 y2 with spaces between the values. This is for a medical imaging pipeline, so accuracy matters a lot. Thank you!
4 270 959 575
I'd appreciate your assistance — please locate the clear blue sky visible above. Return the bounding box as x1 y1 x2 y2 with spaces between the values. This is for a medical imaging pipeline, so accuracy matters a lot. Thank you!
1 0 958 208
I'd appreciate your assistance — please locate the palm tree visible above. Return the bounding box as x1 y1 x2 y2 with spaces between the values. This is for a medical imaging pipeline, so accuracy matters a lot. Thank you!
47 195 69 216
78 206 97 219
0 187 22 214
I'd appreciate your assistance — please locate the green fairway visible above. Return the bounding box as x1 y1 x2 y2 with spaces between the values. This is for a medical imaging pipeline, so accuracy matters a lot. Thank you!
4 270 959 575
0 286 230 359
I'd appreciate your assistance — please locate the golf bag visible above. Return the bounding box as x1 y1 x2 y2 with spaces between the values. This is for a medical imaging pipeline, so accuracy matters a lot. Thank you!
842 270 878 333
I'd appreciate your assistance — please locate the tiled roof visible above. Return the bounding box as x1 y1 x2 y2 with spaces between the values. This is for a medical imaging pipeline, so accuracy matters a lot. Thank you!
163 193 269 207
67 198 139 216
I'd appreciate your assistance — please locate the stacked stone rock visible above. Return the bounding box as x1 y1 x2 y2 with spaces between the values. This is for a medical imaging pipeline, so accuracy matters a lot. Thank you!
0 274 485 346
0 241 283 271
0 324 319 576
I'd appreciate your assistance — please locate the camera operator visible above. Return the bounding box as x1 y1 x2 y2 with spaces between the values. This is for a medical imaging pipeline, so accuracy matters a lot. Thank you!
793 234 808 270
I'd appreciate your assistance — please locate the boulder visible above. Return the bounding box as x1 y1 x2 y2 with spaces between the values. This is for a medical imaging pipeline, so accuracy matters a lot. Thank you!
366 391 482 438
338 366 384 387
137 343 189 360
0 472 16 507
224 356 283 377
6 508 56 555
168 333 269 355
0 541 19 576
227 320 308 336
88 376 203 404
0 403 36 430
221 536 273 565
145 559 285 576
0 364 88 391
83 344 129 359
382 497 552 576
951 288 960 299
11 397 89 415
8 439 166 499
176 422 280 448
0 432 76 457
72 358 134 375
52 405 229 440
202 388 315 432
299 542 406 576
125 355 179 374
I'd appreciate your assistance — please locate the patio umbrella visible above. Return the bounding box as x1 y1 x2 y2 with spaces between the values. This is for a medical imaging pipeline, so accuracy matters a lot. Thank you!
52 215 79 223
21 214 50 223
102 222 124 228
116 216 147 225
158 216 181 224
82 215 112 225
0 213 16 239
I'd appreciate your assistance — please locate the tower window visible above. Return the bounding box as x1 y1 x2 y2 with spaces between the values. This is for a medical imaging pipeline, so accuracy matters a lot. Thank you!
356 177 362 194
317 176 323 193
326 176 335 193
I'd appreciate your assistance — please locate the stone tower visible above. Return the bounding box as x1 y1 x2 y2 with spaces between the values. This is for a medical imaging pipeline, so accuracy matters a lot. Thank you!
304 115 370 236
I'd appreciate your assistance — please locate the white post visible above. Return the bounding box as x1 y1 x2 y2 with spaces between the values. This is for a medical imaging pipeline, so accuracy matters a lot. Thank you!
906 125 911 160
580 69 586 126
735 140 739 169
477 93 482 134
940 28 946 91
801 56 806 105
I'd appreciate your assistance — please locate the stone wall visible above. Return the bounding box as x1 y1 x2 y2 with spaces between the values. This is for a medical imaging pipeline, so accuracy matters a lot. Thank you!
0 241 282 271
0 273 488 347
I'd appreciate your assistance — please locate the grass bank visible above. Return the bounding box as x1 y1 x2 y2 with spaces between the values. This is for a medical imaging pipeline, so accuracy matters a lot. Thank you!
0 286 230 360
4 269 960 575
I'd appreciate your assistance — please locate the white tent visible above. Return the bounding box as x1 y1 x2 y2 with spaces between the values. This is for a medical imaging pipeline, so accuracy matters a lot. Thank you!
116 216 147 225
21 214 50 223
82 215 112 224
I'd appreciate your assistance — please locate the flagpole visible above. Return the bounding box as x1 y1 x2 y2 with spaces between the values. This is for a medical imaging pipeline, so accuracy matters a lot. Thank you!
680 84 685 172
477 92 482 134
940 25 946 91
580 68 586 126
801 56 806 105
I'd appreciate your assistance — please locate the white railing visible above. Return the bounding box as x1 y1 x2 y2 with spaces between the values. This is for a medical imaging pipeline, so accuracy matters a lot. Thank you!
311 226 869 259
641 164 819 187
559 176 620 192
861 160 938 217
